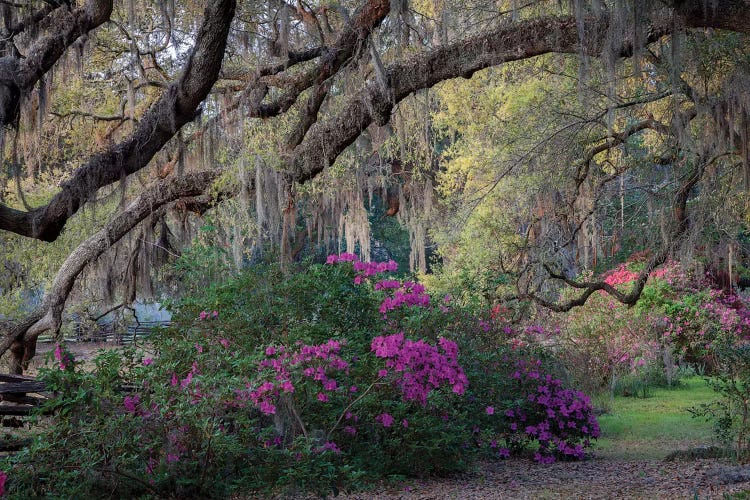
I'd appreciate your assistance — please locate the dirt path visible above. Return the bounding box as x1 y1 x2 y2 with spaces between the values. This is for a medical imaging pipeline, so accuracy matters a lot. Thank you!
338 457 750 499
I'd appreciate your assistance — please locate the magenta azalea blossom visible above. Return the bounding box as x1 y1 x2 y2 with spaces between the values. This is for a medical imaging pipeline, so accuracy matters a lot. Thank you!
376 413 394 427
123 394 140 414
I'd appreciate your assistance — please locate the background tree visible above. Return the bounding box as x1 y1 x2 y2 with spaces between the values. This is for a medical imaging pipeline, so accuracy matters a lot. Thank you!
0 0 750 372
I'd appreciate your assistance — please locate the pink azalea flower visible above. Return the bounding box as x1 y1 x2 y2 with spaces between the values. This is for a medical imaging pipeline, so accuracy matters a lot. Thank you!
146 456 157 475
376 413 394 427
258 400 276 415
280 380 295 392
123 394 140 413
321 441 341 454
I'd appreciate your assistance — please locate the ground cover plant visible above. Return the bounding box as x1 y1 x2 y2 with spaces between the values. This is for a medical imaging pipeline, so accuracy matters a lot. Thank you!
596 376 717 460
0 255 600 498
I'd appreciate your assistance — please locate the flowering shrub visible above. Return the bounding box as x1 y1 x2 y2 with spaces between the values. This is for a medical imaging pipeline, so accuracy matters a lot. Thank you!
371 333 468 404
2 254 599 497
245 339 350 416
504 361 600 462
460 350 600 463
552 256 750 399
662 290 750 369
559 288 664 395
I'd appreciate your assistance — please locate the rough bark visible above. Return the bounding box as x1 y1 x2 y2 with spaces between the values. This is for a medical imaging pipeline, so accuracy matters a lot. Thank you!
0 171 221 373
1 0 747 241
287 15 615 184
245 0 390 124
528 159 706 313
0 0 235 241
673 0 750 33
0 0 113 126
288 2 750 184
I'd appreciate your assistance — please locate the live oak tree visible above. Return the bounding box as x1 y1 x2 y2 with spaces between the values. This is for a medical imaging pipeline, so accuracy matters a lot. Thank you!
1 0 750 372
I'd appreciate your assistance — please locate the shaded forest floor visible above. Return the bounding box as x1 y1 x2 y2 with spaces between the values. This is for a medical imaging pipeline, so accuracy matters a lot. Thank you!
337 377 749 499
335 457 750 499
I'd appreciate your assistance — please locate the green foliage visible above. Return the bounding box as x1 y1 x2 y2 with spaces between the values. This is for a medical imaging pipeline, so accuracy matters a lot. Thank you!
368 194 411 271
635 278 678 314
556 286 665 396
165 257 382 350
596 376 717 460
690 341 750 458
163 241 233 298
2 256 600 497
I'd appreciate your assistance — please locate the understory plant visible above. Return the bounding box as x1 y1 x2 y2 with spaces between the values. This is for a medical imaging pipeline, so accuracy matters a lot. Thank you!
555 259 750 397
689 333 750 458
1 254 599 498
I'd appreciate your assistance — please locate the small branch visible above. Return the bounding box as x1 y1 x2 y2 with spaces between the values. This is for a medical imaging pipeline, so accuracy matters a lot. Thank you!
50 110 125 122
91 303 125 322
327 378 385 440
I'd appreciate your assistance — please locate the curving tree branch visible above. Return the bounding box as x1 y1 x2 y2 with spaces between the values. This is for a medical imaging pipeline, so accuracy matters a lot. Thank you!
525 158 707 312
287 2 750 184
244 0 390 123
0 0 114 126
0 170 222 373
0 0 236 242
2 0 747 242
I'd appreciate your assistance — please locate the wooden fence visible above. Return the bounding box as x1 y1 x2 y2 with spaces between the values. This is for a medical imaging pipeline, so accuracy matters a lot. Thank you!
0 374 48 417
0 374 49 452
39 320 171 344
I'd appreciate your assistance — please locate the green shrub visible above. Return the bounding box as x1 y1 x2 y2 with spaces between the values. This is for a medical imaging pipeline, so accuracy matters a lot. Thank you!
690 339 750 458
1 255 599 497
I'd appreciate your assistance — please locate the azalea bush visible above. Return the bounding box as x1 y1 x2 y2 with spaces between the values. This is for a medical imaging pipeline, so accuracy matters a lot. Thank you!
554 260 716 396
1 254 599 497
463 352 600 463
558 283 665 396
660 289 750 371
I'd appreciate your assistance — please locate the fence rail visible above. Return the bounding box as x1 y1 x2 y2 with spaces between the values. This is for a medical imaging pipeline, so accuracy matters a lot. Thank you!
38 320 171 344
0 374 49 421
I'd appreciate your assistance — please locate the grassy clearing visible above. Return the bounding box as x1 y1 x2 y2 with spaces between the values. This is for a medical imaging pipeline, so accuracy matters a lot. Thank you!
594 376 719 460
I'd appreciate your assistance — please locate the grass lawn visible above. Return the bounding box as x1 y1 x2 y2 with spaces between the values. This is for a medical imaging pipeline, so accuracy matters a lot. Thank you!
594 376 720 460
